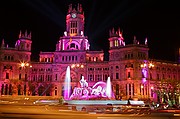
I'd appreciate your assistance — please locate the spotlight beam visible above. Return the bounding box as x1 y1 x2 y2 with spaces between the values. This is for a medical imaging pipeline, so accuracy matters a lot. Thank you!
86 1 97 35
89 1 144 41
23 0 65 28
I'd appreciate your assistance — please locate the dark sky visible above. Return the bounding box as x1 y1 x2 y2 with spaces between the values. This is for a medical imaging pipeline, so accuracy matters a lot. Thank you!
0 0 180 62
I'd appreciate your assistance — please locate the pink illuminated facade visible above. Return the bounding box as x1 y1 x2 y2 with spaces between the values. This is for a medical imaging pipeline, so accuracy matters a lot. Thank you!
0 4 180 104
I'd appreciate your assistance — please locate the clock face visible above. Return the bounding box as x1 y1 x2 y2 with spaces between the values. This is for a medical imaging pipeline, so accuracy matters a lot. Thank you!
72 13 76 18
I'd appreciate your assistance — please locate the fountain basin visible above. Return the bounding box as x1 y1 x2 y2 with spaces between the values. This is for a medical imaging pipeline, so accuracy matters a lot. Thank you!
64 100 144 105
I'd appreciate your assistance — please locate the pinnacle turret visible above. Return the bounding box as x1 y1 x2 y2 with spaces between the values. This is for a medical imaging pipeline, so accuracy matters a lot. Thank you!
68 3 83 14
18 30 31 40
109 27 123 39
109 27 125 49
145 37 148 45
1 39 5 48
133 36 138 44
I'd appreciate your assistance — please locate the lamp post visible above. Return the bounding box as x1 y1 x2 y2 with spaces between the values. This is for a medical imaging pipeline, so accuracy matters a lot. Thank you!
20 62 32 82
19 61 32 96
71 63 84 69
140 62 154 102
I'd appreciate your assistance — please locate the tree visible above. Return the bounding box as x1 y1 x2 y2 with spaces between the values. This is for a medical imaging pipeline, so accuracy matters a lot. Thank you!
153 77 180 106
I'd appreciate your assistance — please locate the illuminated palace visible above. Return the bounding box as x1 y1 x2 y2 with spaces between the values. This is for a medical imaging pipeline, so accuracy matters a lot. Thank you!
0 4 180 104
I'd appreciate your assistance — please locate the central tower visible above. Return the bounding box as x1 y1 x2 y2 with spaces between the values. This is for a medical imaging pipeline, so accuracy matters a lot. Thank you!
56 4 90 51
66 4 84 36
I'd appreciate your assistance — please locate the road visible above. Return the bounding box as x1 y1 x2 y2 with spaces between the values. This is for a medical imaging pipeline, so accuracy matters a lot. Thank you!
0 96 179 119
0 104 180 119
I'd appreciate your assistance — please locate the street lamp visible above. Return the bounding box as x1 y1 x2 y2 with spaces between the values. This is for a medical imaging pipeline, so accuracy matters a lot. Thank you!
19 61 32 69
141 62 154 81
141 62 154 102
19 61 32 96
71 64 84 69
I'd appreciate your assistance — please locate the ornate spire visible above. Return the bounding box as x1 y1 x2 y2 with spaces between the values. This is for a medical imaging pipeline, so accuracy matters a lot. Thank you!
118 27 123 38
68 4 72 13
79 4 83 13
1 39 5 47
77 3 80 12
133 35 137 44
72 8 76 13
145 37 148 45
109 27 124 38
118 28 121 35
68 4 83 14
19 30 22 38
18 30 31 40
25 29 28 37
109 29 111 36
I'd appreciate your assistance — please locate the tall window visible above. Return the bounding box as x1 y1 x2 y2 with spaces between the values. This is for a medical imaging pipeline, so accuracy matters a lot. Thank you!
1 84 4 95
128 72 130 78
70 21 77 35
126 83 134 96
75 56 77 61
116 73 119 79
19 74 21 80
157 74 159 80
110 42 113 47
88 74 93 81
150 73 152 80
55 74 57 81
116 84 119 98
9 84 12 95
140 84 144 95
24 85 26 95
55 87 57 96
62 56 64 61
111 73 113 79
129 84 131 95
162 74 165 79
116 66 119 69
151 89 153 97
97 75 101 81
25 74 27 81
104 74 108 81
66 56 67 61
115 40 118 46
6 73 9 79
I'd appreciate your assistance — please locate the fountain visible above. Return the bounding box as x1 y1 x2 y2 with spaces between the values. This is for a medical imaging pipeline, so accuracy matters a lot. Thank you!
69 76 114 100
63 66 145 108
106 77 113 99
63 66 71 100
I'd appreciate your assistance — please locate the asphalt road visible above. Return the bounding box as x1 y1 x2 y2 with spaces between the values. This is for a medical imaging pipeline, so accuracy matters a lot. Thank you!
0 97 179 119
0 104 179 119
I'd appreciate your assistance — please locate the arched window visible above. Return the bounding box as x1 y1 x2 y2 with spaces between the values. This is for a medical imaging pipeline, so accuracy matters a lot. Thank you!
70 43 75 48
115 40 118 46
76 45 78 49
69 43 79 50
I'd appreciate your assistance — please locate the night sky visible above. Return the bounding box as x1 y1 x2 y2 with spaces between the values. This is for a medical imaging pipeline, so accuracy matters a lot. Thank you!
0 0 180 62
